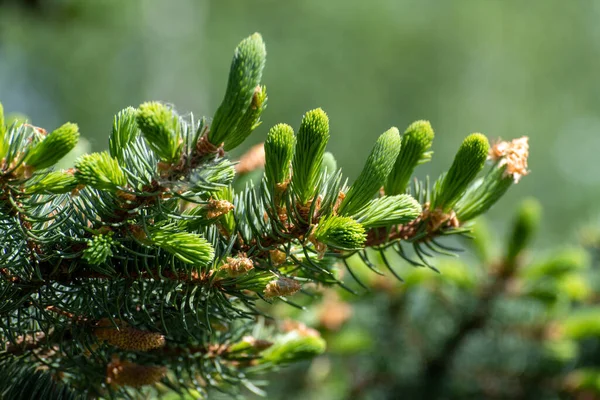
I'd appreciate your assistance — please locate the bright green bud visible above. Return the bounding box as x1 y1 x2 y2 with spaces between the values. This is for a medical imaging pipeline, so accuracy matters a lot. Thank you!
506 198 541 263
264 123 295 186
74 152 127 190
320 152 337 175
313 215 366 251
83 233 116 266
109 107 138 161
25 170 78 194
338 127 401 216
24 122 80 170
385 120 434 195
433 133 489 212
292 108 330 204
136 102 182 163
147 223 215 268
209 33 267 148
353 194 421 229
260 332 326 365
454 165 513 222
223 85 267 151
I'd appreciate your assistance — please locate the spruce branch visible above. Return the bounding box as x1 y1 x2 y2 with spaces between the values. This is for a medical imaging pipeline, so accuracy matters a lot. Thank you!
0 33 530 398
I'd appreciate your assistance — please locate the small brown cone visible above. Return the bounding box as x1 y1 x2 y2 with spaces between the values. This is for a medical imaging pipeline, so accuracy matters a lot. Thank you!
94 318 166 351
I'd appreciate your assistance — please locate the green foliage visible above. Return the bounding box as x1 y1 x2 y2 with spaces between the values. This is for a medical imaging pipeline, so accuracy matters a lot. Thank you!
136 102 182 163
314 215 366 251
353 194 422 229
147 223 215 268
109 107 138 161
82 232 117 266
24 122 80 170
454 164 513 221
0 33 526 399
264 123 295 187
209 33 267 150
74 151 127 190
24 170 78 194
433 133 489 212
225 85 268 151
338 127 401 216
291 108 330 204
0 360 84 400
385 120 434 195
260 200 600 400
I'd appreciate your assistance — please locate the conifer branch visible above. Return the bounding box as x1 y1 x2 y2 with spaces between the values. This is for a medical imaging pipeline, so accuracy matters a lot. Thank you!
0 33 530 398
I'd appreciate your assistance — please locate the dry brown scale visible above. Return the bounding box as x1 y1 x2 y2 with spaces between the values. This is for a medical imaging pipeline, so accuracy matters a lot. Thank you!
196 134 225 158
264 276 301 298
220 254 254 277
206 199 235 220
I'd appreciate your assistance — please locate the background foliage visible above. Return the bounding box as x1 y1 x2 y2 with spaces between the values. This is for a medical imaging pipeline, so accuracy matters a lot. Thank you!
1 1 599 399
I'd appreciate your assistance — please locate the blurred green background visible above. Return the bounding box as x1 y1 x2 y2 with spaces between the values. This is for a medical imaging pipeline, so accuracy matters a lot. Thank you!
2 1 600 398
